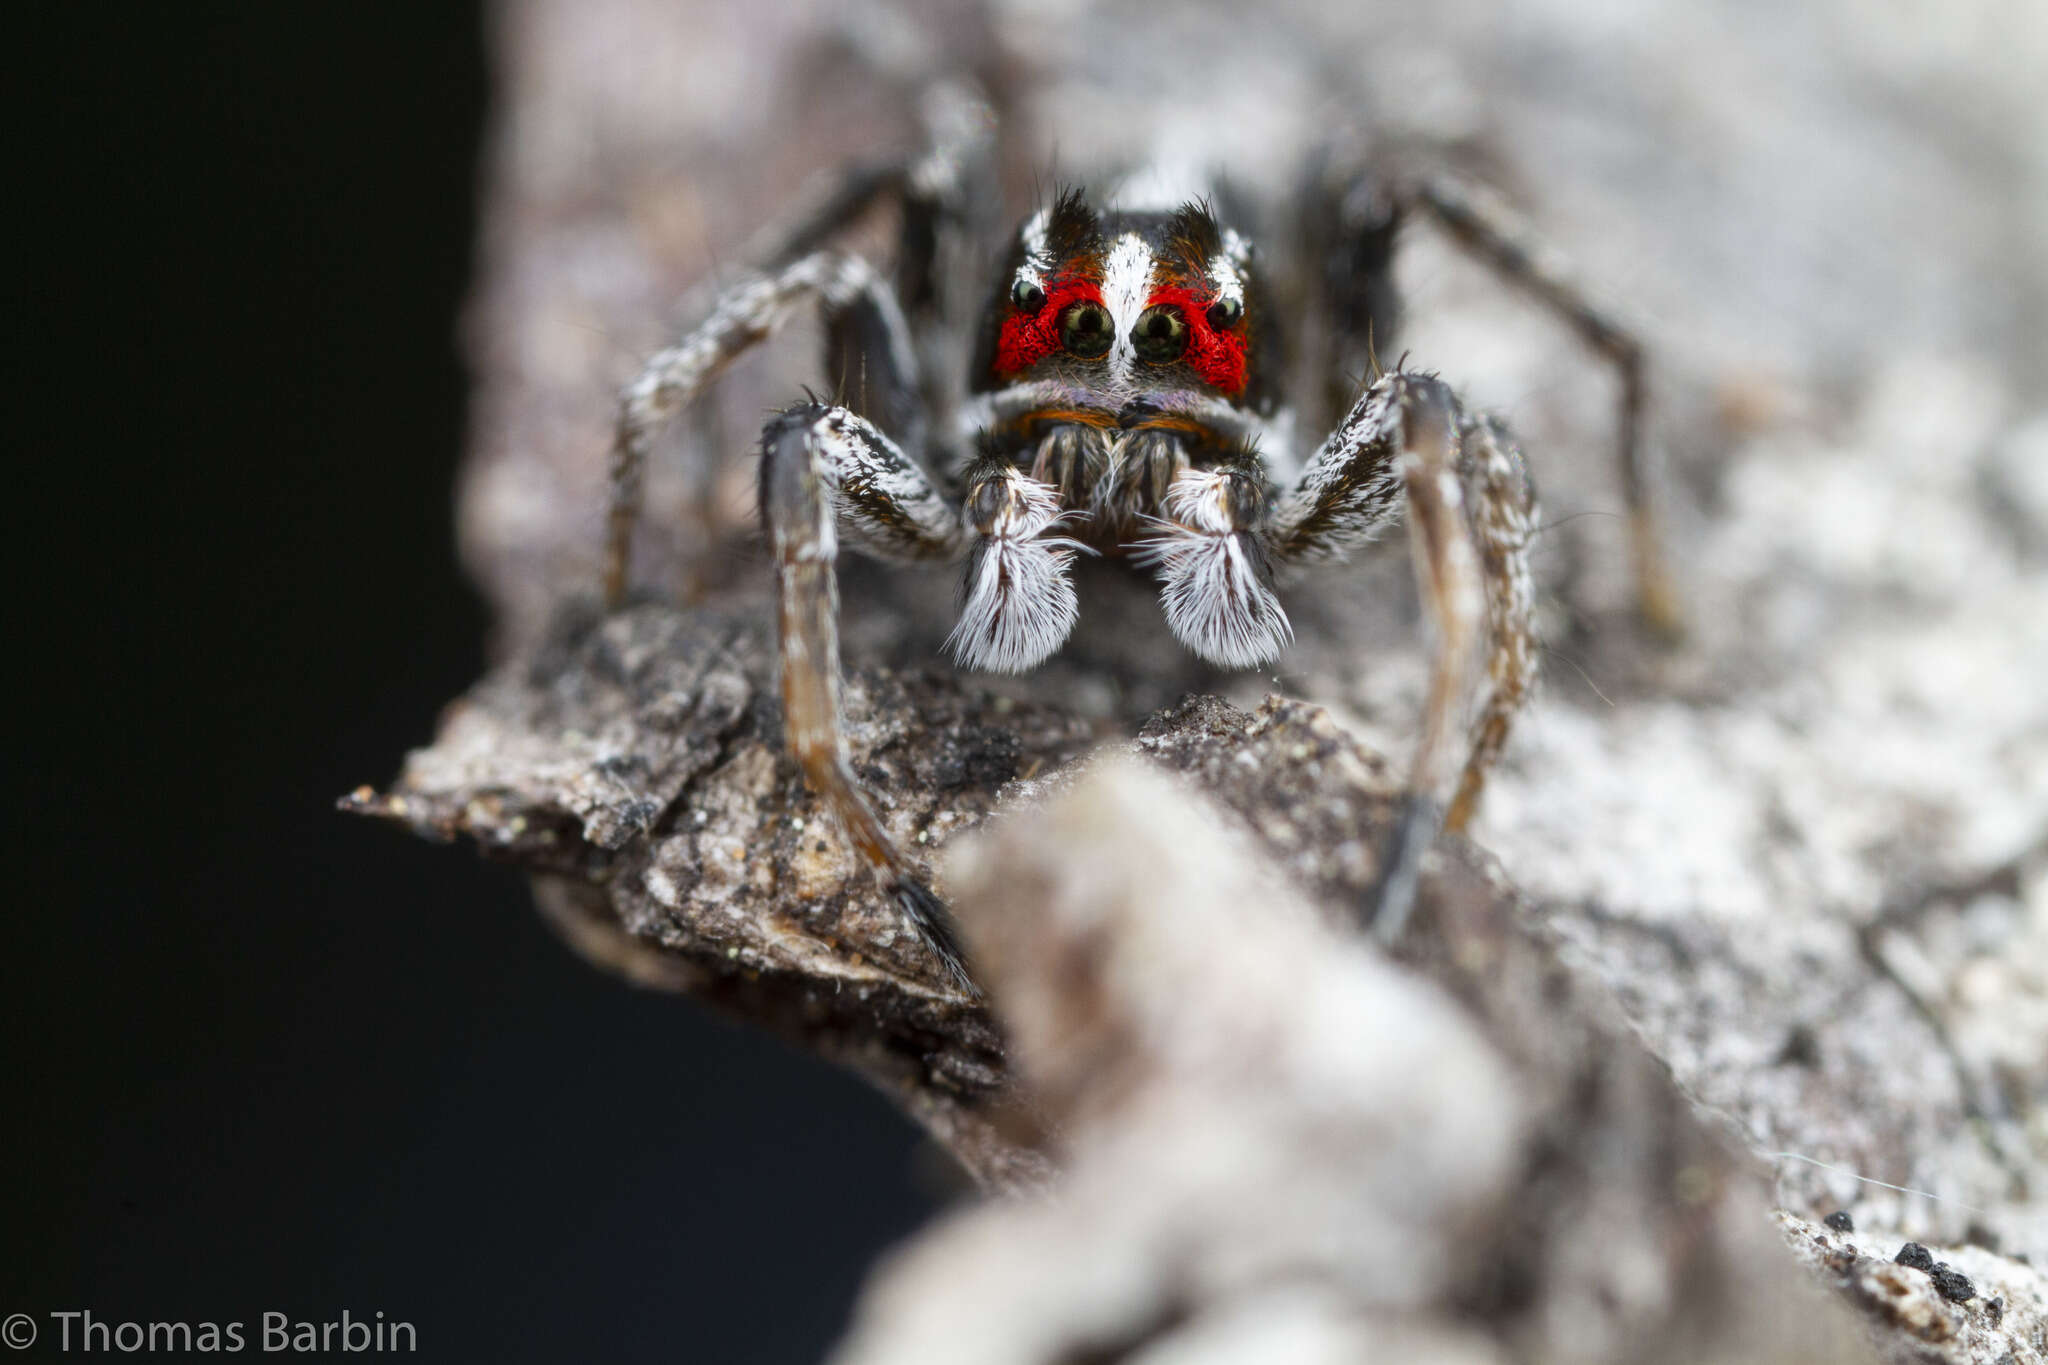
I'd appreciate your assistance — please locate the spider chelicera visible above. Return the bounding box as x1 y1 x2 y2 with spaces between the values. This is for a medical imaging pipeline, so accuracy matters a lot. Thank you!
601 93 1675 992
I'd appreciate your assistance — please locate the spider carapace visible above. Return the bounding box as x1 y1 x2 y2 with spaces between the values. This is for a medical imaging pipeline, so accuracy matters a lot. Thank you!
954 189 1293 675
602 110 1674 991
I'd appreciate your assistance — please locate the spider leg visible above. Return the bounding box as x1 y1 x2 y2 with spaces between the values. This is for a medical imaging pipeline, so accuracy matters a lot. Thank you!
753 161 914 268
1411 175 1679 637
1289 151 1405 439
892 83 1000 331
1372 379 1482 943
759 402 975 991
608 97 996 988
606 86 993 608
1443 412 1537 835
1265 372 1536 941
766 86 994 441
604 251 919 608
1296 154 1679 636
752 83 993 331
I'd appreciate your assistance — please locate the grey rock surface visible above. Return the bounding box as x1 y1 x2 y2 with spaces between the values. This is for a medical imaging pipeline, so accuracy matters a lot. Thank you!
353 0 2048 1358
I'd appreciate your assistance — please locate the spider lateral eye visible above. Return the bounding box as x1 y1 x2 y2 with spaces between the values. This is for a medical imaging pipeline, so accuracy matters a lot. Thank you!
1010 278 1045 310
1132 305 1189 363
1059 301 1114 360
1205 296 1243 329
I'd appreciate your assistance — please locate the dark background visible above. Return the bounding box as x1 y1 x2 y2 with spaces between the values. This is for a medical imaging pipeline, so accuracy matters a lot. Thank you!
11 9 935 1361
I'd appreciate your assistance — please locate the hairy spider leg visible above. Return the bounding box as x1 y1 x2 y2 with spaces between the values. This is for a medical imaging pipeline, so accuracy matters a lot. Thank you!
603 95 993 988
755 82 997 437
1289 149 1405 440
605 251 923 606
1411 175 1678 638
1297 157 1677 637
760 404 975 992
1445 412 1537 833
605 88 992 607
1263 372 1536 940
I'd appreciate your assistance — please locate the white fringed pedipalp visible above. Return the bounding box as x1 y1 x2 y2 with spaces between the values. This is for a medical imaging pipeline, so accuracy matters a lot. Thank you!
1133 469 1293 669
947 468 1090 674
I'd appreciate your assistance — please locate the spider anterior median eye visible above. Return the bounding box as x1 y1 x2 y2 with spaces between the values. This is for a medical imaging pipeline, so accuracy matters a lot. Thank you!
1059 301 1114 359
1011 278 1045 310
1133 305 1189 363
1206 296 1243 329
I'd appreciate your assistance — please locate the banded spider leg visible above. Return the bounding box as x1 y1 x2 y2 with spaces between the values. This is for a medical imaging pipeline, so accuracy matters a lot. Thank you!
602 101 993 991
1273 372 1536 940
1301 155 1679 638
760 403 974 990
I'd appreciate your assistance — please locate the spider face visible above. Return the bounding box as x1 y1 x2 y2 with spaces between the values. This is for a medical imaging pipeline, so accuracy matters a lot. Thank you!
978 190 1260 408
964 189 1278 568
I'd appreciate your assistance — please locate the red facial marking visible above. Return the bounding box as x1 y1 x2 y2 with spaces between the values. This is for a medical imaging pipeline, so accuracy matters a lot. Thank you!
993 277 1103 379
1143 284 1248 397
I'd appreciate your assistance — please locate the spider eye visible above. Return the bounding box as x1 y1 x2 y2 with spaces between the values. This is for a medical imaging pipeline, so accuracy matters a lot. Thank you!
1010 278 1046 310
1059 301 1114 359
1132 305 1189 364
1205 296 1243 330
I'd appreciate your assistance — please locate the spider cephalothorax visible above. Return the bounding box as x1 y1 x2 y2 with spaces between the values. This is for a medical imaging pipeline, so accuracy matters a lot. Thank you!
601 101 1672 989
974 189 1269 408
947 189 1292 673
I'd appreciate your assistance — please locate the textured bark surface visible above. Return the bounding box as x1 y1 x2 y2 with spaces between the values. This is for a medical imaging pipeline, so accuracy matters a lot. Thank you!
349 0 2048 1359
840 756 1870 1364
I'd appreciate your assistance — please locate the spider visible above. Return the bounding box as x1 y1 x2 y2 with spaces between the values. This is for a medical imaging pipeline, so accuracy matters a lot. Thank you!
600 94 1675 991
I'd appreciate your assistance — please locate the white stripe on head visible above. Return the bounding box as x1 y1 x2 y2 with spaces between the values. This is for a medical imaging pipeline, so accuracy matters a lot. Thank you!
1101 232 1155 382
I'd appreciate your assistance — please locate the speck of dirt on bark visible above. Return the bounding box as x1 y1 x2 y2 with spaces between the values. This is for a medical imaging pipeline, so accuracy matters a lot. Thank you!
1928 1265 1973 1304
1895 1242 1936 1273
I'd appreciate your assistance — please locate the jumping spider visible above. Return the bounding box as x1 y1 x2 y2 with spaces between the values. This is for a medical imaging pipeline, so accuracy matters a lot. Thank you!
602 97 1675 991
